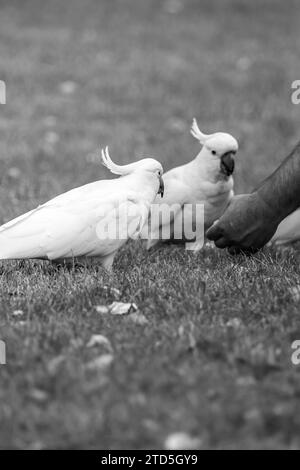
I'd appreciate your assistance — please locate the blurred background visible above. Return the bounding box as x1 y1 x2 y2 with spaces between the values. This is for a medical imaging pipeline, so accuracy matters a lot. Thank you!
0 0 299 222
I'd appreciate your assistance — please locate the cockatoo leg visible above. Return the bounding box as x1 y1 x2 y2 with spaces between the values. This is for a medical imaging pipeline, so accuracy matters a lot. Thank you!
185 239 204 252
100 252 115 272
145 237 160 250
51 257 88 270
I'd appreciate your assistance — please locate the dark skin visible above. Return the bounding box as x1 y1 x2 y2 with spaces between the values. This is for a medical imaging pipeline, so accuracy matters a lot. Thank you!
207 141 300 254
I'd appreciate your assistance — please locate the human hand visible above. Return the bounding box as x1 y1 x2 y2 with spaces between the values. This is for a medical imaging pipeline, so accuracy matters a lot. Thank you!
206 193 280 254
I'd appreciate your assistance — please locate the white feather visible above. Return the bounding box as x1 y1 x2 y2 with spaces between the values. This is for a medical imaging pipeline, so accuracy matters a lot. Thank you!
101 146 123 175
190 118 212 143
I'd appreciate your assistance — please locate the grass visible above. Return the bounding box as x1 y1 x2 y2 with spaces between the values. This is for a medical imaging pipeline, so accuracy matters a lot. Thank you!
1 0 300 449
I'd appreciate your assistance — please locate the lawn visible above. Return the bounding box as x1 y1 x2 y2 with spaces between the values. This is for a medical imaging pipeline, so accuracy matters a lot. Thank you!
0 0 300 450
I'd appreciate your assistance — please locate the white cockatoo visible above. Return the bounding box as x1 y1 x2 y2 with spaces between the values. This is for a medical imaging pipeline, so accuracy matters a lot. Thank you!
271 208 300 245
0 148 164 270
140 118 238 251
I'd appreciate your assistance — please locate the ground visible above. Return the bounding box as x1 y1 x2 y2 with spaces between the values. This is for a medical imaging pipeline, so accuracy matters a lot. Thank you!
0 0 300 450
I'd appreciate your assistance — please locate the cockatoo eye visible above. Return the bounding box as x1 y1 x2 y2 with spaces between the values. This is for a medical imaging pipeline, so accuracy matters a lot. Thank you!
211 150 217 156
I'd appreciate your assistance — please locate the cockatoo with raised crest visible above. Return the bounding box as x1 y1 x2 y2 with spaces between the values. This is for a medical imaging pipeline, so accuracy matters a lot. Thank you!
140 118 238 250
0 148 164 270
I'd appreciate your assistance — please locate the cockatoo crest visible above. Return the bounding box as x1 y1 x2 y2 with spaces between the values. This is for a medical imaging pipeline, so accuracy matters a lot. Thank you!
101 146 127 175
101 147 163 176
190 118 238 154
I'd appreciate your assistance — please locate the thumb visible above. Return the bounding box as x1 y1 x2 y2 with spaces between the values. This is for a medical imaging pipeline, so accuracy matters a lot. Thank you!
206 219 223 240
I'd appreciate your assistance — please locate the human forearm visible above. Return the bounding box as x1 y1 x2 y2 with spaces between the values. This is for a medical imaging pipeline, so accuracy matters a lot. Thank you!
255 141 300 223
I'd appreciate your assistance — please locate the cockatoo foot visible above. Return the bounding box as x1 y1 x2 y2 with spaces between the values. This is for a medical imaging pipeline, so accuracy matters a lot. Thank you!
51 255 115 272
53 257 102 271
205 241 216 249
144 238 160 250
185 239 204 252
51 258 86 271
100 253 115 272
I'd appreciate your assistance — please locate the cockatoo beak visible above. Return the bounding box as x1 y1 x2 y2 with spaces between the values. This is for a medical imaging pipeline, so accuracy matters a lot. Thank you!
158 175 164 197
221 151 235 176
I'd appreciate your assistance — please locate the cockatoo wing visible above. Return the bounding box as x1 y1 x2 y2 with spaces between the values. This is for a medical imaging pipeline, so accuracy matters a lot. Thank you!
271 208 300 245
0 181 146 260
